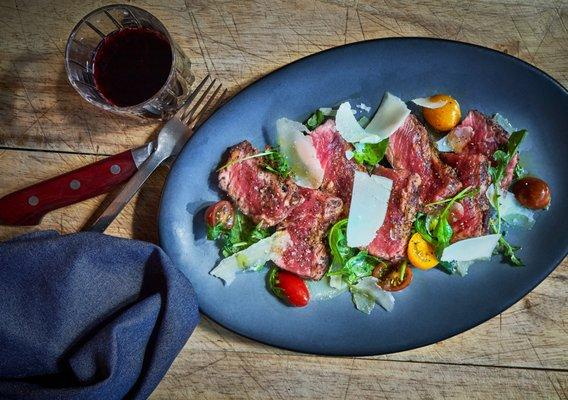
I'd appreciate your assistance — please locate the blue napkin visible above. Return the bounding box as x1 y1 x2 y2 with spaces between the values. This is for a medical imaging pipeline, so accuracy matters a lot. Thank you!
0 231 199 400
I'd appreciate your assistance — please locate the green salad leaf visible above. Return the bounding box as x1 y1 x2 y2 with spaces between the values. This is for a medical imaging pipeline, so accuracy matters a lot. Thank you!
415 186 478 257
352 139 389 168
207 211 271 258
306 109 325 130
326 219 383 285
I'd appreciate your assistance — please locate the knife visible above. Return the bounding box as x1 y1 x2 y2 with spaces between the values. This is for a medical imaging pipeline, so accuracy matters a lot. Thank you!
0 142 154 226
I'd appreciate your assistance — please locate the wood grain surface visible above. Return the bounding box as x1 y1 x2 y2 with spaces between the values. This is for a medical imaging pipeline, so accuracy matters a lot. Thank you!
0 0 566 399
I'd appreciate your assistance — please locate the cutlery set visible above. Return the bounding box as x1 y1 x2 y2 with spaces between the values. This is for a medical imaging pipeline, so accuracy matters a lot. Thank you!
0 75 225 231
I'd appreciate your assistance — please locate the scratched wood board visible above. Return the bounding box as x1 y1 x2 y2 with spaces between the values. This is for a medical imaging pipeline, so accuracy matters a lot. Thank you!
0 0 567 399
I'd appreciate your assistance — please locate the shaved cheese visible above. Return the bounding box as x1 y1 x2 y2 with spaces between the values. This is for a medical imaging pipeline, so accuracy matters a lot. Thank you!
412 96 448 109
365 92 410 140
350 277 395 313
486 184 535 229
319 107 336 116
336 102 381 143
441 234 501 263
307 276 348 301
210 231 291 285
347 171 393 247
435 135 453 152
357 103 371 112
277 118 324 189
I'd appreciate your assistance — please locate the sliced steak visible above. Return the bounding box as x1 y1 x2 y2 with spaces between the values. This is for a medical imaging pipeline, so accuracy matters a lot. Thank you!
367 166 422 261
275 188 343 279
451 110 508 157
386 114 462 203
310 119 365 214
218 141 303 227
448 110 518 189
440 152 491 241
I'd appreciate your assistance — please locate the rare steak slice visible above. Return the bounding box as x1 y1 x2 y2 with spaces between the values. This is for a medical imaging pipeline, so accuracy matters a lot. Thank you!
367 166 422 261
386 115 462 203
440 152 491 241
218 141 303 227
310 119 365 214
448 110 518 189
275 188 343 280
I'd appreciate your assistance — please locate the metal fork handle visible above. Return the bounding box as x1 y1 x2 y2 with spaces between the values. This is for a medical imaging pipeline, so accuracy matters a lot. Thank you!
87 150 169 233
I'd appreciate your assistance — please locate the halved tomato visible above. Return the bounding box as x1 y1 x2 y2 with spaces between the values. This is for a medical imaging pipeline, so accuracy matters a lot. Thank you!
205 200 235 229
372 260 413 292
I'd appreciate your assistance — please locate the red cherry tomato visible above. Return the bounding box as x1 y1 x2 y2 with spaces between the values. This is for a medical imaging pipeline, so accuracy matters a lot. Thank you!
512 177 551 210
372 260 413 292
205 200 235 229
268 267 310 307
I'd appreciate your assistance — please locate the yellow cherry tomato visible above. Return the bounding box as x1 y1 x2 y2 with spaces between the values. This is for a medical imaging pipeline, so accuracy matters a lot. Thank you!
407 232 438 270
423 94 461 132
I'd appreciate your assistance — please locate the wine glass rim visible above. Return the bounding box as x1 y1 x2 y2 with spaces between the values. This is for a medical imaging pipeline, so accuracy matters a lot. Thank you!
64 4 179 113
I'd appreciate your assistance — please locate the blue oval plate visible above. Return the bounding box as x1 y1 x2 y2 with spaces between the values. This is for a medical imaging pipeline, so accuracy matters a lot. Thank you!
159 38 568 356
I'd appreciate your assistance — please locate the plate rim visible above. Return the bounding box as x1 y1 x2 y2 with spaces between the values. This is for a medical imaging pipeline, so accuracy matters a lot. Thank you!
158 36 568 356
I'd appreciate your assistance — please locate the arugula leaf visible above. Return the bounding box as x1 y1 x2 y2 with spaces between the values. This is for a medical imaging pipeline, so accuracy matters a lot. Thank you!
207 223 226 240
489 218 523 266
326 219 382 284
513 163 526 181
416 186 478 257
352 139 389 168
263 148 292 178
327 219 357 266
209 211 271 258
488 129 527 240
306 109 325 130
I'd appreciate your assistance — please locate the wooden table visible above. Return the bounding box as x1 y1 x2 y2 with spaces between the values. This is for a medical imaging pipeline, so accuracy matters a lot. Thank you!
1 1 567 398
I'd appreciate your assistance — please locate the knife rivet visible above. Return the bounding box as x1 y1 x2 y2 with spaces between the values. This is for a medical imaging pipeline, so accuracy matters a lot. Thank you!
28 196 39 206
110 164 121 175
69 179 81 190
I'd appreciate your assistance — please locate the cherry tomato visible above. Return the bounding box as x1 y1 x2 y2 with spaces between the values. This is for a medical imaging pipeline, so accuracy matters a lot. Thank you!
268 267 310 307
205 200 235 229
512 177 551 210
407 232 438 270
423 94 461 132
372 260 413 292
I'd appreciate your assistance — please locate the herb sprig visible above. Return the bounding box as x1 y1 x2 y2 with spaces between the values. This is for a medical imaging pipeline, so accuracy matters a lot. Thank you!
217 148 292 178
487 129 526 264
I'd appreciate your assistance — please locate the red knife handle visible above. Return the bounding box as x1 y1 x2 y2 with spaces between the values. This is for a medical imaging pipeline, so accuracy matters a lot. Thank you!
0 150 138 226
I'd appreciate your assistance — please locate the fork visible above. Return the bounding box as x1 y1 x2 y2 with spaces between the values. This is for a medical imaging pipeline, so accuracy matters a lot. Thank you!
87 76 226 233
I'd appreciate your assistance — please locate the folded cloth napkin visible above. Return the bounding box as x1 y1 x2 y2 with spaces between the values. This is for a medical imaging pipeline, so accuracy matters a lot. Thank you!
0 231 199 400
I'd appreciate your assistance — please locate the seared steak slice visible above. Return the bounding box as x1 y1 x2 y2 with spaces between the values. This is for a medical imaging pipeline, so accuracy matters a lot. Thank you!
440 152 491 241
310 119 365 214
449 110 518 189
218 141 303 227
387 115 462 203
451 110 508 157
367 166 422 261
275 188 343 280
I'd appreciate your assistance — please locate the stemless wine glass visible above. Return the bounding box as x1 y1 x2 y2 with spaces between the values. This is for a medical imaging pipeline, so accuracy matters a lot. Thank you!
65 4 194 119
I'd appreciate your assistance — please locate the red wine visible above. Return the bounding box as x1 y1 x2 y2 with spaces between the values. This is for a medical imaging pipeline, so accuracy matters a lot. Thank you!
92 27 172 107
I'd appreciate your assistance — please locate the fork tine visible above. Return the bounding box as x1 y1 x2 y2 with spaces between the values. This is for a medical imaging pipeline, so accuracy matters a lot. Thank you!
190 87 227 128
174 74 210 119
180 79 218 123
